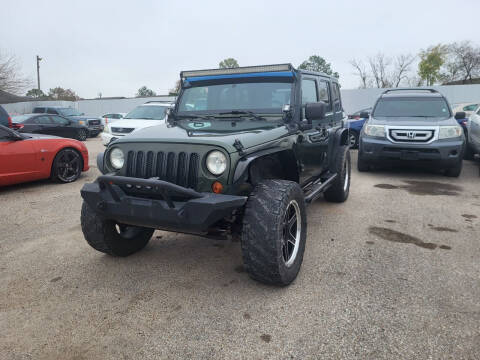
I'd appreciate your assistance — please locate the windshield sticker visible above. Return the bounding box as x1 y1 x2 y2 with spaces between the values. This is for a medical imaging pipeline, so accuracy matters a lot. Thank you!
188 121 211 129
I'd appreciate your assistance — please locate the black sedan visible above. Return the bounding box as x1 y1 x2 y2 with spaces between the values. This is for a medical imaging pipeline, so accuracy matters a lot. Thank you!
12 114 89 141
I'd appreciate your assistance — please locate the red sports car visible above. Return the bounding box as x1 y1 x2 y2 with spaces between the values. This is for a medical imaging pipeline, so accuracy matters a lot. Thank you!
0 125 89 187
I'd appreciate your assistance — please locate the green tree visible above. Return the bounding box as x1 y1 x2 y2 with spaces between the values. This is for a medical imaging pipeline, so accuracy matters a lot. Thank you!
219 58 239 69
418 44 447 85
136 86 156 97
298 55 339 78
26 88 46 98
48 87 79 101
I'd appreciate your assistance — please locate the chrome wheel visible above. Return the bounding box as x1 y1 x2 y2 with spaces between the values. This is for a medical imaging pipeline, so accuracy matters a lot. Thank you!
282 200 301 267
349 132 357 147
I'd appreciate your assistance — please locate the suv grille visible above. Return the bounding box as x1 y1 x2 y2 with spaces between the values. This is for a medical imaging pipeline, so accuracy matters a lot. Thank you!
112 127 134 134
125 150 199 188
389 129 434 142
88 119 101 126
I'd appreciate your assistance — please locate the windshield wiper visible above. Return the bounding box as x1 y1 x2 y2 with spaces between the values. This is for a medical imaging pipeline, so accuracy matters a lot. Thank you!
217 110 266 121
176 114 215 120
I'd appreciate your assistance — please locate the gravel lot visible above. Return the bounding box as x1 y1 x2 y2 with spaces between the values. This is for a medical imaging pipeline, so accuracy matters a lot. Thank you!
1 137 479 360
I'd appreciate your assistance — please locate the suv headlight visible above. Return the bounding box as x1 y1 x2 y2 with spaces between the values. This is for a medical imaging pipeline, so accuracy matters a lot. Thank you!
438 126 463 139
364 125 385 138
110 148 124 169
206 150 227 175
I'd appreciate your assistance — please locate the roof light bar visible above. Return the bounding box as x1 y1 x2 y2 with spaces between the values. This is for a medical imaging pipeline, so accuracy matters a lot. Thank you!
181 64 293 79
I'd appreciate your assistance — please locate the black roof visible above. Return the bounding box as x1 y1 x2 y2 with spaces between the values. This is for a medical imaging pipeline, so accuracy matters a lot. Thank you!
380 88 444 98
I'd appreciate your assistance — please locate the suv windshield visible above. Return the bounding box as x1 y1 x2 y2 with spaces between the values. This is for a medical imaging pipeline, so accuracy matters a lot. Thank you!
373 98 450 118
176 81 292 131
124 106 168 120
58 108 83 116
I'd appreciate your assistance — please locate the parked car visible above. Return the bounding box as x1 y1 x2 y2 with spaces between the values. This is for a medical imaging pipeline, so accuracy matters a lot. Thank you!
346 107 371 148
465 105 480 159
12 114 90 141
0 105 12 128
81 63 351 286
100 102 174 145
32 106 103 137
0 125 89 186
101 113 126 126
453 103 479 118
358 88 466 177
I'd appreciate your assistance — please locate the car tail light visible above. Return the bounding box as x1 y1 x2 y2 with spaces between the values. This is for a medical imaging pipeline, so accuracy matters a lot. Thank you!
7 116 12 128
13 123 24 130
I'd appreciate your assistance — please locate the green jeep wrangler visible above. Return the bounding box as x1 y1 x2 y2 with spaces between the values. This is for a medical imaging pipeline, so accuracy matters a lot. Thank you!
80 64 351 286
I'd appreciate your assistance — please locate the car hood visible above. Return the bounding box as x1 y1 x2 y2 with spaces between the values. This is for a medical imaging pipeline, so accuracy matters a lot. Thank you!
109 118 165 130
114 122 290 153
369 117 458 127
22 133 62 140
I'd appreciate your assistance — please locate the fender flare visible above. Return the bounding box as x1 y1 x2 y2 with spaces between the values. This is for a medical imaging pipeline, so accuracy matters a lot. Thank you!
97 152 106 174
233 147 289 183
328 128 349 173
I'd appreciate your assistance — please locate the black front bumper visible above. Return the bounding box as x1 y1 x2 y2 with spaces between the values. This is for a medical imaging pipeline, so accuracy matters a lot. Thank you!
81 175 247 234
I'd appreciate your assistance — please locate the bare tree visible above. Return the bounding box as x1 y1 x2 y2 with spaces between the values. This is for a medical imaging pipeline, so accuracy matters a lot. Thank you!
392 54 415 87
448 41 480 82
349 59 369 88
368 53 392 88
0 51 31 94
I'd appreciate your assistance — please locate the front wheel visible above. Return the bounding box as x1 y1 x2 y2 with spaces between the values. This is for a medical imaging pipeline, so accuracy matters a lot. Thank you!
51 148 83 183
445 160 463 177
76 128 88 141
241 180 307 286
81 202 154 256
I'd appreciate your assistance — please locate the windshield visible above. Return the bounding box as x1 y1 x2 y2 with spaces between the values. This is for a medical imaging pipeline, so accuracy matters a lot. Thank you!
373 98 451 118
58 108 83 116
124 105 168 120
12 115 33 123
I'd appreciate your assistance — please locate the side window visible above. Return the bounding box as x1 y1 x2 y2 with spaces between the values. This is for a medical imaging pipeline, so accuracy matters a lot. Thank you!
0 127 11 140
332 83 342 112
301 79 318 104
317 80 332 112
34 116 52 124
46 108 58 114
50 116 69 125
33 107 44 113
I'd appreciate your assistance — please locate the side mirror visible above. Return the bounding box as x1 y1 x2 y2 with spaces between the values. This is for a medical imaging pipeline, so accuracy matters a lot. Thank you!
454 111 466 120
305 101 326 121
359 111 370 119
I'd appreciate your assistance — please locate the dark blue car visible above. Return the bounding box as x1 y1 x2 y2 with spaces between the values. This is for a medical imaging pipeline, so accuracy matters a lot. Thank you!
346 107 371 148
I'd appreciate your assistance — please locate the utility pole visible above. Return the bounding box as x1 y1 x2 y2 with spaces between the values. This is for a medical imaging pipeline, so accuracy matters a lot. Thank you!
36 55 42 90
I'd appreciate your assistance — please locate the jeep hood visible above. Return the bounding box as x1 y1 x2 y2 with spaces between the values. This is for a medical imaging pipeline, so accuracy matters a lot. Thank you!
370 117 457 127
114 122 290 153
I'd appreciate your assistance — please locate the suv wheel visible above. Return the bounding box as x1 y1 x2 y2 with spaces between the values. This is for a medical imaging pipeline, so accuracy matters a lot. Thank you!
349 131 359 148
464 144 474 160
357 151 370 172
241 180 307 286
324 146 350 203
445 160 463 177
81 202 154 256
76 128 88 141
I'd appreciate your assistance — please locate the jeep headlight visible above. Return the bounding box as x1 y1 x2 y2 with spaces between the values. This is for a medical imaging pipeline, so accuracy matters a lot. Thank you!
364 124 385 138
110 148 124 169
206 150 227 175
438 126 462 139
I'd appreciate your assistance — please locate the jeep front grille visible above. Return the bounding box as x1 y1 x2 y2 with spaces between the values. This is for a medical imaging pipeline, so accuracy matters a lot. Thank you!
389 129 434 142
125 150 199 189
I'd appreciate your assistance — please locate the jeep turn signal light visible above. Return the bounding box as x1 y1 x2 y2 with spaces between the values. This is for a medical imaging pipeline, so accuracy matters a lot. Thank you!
212 181 223 194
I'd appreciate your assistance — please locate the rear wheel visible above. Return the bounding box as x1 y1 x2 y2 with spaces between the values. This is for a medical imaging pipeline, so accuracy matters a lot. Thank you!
76 128 88 141
349 131 359 148
51 148 83 183
324 146 350 202
241 180 307 286
81 202 154 256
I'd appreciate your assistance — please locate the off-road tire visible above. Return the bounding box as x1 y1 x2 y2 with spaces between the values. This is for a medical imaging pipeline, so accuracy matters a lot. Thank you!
241 180 307 286
357 151 370 172
81 201 154 256
445 160 463 177
324 146 350 203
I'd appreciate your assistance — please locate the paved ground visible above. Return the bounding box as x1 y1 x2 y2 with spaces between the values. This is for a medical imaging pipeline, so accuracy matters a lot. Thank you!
1 138 479 360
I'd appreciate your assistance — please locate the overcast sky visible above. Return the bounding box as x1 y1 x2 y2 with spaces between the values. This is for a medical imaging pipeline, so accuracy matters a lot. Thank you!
2 0 479 98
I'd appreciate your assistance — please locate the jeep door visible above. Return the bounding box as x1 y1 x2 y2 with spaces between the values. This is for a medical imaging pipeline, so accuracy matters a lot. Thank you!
296 76 334 185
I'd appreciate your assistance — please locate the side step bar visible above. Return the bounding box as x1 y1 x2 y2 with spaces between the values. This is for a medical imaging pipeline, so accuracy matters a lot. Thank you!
304 173 337 204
